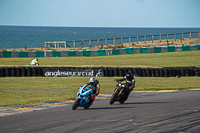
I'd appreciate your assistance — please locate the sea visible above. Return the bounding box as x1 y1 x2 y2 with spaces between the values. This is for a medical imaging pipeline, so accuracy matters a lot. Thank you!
0 26 200 49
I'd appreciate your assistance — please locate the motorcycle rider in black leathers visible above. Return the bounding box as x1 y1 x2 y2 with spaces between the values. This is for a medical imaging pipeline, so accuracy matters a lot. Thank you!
115 72 135 94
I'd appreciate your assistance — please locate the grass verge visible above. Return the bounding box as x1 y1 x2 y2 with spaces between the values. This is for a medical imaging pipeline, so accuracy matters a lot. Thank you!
1 76 200 106
0 50 200 67
0 92 76 107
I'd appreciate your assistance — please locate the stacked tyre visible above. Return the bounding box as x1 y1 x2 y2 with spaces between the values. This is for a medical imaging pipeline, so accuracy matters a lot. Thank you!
0 66 198 77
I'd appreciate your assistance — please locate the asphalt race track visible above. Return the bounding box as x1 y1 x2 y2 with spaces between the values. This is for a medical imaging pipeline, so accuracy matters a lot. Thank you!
0 90 200 133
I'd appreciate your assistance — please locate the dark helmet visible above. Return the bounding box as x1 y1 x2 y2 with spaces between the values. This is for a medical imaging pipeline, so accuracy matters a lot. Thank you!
126 72 133 81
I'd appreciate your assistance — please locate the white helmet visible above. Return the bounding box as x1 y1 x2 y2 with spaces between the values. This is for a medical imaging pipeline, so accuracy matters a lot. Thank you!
89 78 95 84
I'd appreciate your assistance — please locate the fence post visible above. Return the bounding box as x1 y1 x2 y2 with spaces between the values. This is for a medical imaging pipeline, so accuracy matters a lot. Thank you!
190 32 191 39
129 37 131 45
45 41 47 47
105 39 107 45
97 39 99 46
167 34 168 44
89 40 91 47
160 34 161 43
65 41 66 48
82 40 84 48
175 33 176 41
145 35 146 44
121 37 123 44
137 36 138 44
54 41 56 48
199 32 200 39
73 41 75 48
152 35 154 43
113 38 115 45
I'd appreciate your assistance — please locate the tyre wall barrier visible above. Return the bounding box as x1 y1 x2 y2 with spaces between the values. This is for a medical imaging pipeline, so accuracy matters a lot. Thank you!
0 67 199 77
0 44 200 58
0 67 44 77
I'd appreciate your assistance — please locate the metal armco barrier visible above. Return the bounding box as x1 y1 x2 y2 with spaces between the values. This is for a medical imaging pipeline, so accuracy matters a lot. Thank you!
0 67 199 77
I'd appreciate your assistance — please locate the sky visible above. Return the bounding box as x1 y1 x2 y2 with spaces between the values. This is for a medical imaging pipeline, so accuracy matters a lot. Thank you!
0 0 200 27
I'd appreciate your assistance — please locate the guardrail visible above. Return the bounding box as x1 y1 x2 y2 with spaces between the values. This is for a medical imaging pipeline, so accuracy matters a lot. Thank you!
0 44 199 58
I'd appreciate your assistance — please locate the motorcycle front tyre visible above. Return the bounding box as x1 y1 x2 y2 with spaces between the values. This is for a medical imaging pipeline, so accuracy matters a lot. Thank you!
110 92 118 105
72 98 80 110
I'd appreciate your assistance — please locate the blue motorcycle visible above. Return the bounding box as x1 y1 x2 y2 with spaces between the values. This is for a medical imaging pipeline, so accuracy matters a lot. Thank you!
72 84 95 110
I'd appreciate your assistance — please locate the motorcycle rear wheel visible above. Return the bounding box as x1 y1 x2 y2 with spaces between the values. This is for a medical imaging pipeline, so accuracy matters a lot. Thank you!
72 98 80 110
110 92 118 105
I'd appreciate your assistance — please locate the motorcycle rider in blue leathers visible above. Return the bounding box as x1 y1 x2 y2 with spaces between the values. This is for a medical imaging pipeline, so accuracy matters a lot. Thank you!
115 72 135 94
86 78 100 102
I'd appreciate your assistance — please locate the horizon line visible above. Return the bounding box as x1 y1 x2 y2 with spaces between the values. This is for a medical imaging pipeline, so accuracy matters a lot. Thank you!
0 25 200 29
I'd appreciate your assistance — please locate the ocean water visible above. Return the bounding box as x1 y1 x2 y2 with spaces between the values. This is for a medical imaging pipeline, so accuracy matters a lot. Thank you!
0 26 199 49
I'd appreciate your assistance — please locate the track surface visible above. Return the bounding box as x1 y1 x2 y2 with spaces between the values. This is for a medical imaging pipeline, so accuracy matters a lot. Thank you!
0 90 200 133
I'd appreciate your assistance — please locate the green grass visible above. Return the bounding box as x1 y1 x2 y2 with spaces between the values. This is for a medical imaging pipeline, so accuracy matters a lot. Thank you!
0 50 200 67
0 92 77 107
0 50 200 106
1 76 200 106
1 77 200 91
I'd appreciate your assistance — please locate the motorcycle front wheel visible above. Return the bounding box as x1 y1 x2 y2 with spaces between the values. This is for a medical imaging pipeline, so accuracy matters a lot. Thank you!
72 98 80 110
110 92 118 105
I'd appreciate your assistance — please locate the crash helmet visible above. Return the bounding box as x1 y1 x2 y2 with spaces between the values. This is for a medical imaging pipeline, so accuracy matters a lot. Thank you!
126 72 133 81
35 58 38 61
89 78 95 85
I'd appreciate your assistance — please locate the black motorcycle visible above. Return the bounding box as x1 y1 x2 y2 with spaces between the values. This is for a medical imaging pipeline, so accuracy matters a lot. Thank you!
110 80 130 105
